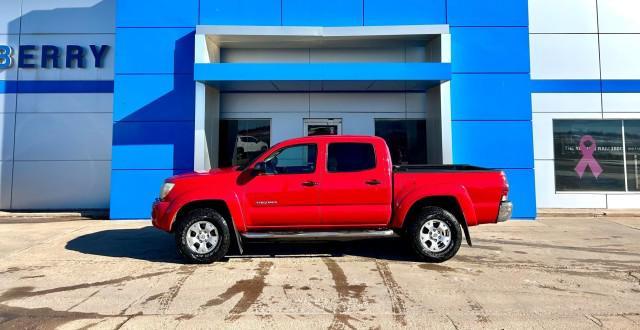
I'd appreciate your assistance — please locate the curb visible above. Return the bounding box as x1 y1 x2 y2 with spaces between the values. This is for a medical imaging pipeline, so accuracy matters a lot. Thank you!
0 210 108 219
537 208 640 218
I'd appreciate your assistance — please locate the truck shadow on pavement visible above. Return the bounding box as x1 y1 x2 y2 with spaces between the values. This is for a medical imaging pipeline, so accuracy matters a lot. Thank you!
65 226 418 264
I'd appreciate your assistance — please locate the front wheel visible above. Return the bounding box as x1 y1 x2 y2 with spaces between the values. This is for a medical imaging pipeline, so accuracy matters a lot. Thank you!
175 208 231 263
407 207 462 263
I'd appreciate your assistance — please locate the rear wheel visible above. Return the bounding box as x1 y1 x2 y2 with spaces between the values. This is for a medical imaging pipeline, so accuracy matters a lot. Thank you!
175 208 231 263
407 206 462 263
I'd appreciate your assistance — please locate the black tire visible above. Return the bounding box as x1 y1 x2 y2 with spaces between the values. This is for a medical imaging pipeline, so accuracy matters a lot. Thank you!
175 208 231 264
407 206 462 263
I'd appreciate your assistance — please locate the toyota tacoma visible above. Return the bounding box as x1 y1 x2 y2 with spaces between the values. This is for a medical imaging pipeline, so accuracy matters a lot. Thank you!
152 135 512 263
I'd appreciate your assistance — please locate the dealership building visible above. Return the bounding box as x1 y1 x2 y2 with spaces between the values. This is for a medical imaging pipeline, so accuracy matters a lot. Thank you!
1 0 640 219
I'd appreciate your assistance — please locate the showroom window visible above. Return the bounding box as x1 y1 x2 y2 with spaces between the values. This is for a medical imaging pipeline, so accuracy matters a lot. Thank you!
374 119 427 165
219 119 270 167
552 119 640 192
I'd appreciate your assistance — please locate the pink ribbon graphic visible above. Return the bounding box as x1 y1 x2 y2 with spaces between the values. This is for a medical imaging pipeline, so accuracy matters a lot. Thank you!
575 135 603 179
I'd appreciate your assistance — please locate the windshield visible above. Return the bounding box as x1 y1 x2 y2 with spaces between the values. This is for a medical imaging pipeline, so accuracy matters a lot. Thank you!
235 147 269 171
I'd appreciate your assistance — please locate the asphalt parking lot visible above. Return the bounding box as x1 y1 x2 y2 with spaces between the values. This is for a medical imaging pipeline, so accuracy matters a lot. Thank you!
0 216 639 329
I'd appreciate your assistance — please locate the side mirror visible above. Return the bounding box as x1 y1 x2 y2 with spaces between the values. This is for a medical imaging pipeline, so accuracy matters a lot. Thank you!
252 162 267 175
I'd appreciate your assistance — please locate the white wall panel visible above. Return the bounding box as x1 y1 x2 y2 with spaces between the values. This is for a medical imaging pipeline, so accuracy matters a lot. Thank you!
310 48 405 63
14 113 112 161
600 34 640 80
406 93 427 113
0 94 17 113
0 0 22 34
270 113 305 144
602 94 640 113
529 0 597 33
0 113 15 161
535 159 608 208
364 112 409 120
17 93 113 113
532 112 601 160
406 46 428 62
606 194 640 209
602 113 640 119
0 160 12 208
531 93 602 113
21 0 115 34
310 93 405 113
598 0 640 33
340 114 374 136
530 34 600 79
11 160 110 209
405 112 427 119
18 34 114 81
221 48 309 63
221 93 308 113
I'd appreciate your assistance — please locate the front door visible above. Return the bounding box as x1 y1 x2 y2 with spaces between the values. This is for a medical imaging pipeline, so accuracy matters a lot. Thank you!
243 143 321 228
304 118 342 136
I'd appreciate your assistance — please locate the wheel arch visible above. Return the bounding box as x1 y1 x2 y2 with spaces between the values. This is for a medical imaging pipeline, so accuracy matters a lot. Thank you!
401 195 474 247
173 199 244 254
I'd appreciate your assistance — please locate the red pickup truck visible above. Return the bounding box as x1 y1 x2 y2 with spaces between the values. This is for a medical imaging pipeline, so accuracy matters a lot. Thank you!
152 135 511 263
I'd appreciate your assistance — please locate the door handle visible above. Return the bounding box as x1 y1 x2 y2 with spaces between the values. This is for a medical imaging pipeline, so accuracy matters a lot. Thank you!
302 181 319 187
365 179 381 185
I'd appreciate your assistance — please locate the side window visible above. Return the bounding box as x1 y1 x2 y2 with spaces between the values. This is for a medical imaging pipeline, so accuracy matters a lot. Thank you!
327 143 376 172
265 144 317 174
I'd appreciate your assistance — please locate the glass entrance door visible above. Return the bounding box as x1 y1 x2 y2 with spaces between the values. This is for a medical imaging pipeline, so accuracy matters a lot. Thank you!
304 119 342 136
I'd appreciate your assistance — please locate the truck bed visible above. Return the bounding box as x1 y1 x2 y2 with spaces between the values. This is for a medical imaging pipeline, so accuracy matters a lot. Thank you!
394 164 494 172
392 166 506 225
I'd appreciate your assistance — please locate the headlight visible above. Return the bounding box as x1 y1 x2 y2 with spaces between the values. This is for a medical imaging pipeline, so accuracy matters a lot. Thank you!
160 182 175 200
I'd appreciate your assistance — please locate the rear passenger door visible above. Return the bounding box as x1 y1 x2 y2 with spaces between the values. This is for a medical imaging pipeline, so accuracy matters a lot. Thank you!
319 142 392 226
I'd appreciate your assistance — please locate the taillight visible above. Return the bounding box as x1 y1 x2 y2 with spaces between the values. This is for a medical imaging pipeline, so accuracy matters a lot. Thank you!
500 171 509 201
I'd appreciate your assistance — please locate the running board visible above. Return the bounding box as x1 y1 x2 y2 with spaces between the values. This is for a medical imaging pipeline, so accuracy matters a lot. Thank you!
241 229 398 240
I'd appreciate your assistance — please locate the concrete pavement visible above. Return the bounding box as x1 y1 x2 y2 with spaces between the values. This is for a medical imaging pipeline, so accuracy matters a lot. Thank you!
0 217 639 329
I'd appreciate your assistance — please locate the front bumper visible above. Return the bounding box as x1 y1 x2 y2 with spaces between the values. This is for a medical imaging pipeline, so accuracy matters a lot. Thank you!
151 199 172 232
497 201 512 223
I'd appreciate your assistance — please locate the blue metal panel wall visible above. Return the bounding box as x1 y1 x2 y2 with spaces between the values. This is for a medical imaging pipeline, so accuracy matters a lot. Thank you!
200 0 281 25
111 1 198 219
364 0 446 26
447 0 529 27
282 0 362 26
117 0 198 27
110 0 536 219
448 0 535 218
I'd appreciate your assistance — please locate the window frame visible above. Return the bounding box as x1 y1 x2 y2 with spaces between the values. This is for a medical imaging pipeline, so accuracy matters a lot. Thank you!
325 142 377 173
263 143 318 175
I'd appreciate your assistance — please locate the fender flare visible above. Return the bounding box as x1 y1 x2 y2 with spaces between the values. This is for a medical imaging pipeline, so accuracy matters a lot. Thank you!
167 191 247 254
392 184 477 246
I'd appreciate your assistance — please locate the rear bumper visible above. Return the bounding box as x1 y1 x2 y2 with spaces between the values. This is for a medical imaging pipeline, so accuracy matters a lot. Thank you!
497 201 512 223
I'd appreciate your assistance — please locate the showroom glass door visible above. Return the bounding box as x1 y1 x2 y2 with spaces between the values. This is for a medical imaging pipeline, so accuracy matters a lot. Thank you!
304 119 342 136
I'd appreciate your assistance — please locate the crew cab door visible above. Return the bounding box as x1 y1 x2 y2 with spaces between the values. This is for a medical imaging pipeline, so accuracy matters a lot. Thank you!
319 141 392 226
243 143 321 228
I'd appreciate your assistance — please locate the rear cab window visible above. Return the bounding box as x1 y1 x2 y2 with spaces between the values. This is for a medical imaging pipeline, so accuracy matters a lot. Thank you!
327 143 376 172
